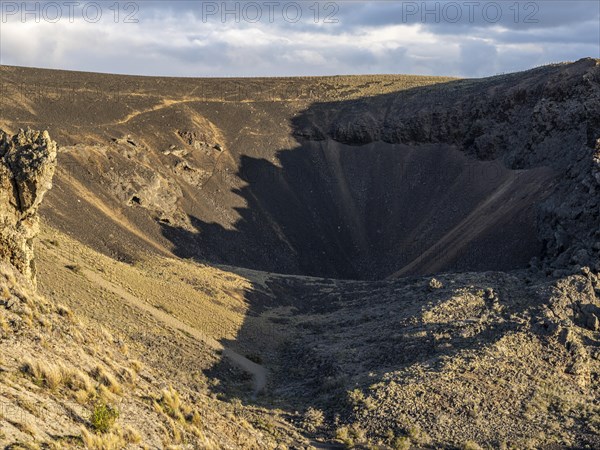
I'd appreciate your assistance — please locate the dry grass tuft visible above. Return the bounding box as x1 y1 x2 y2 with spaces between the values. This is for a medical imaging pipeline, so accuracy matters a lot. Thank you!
92 365 122 395
22 358 64 390
302 407 324 433
21 357 95 398
55 304 74 320
11 419 37 436
1 284 10 299
81 426 125 450
128 359 143 373
118 366 137 385
0 310 10 333
122 425 142 444
156 386 186 422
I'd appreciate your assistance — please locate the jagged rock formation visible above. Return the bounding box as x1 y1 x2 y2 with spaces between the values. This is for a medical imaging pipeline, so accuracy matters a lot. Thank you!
314 59 600 166
536 136 600 275
0 128 57 284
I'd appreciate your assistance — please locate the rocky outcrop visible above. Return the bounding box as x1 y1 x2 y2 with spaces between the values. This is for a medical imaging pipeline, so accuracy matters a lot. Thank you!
537 138 600 274
0 128 57 284
312 59 600 169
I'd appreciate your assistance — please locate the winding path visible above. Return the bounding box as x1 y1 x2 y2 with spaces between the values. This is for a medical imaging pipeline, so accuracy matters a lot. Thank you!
53 251 268 395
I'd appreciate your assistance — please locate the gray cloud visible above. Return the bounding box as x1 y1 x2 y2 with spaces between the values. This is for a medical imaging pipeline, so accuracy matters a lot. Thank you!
0 1 598 77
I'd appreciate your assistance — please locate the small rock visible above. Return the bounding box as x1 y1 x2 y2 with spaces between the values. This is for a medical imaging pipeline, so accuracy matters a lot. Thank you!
584 311 599 331
580 304 600 331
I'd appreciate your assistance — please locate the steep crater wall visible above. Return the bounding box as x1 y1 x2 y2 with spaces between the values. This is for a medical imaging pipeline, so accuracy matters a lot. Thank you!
3 61 598 280
166 141 555 280
291 58 600 276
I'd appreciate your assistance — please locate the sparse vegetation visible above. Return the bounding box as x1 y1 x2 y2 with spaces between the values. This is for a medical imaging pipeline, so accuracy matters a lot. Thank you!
429 278 443 290
462 441 484 450
302 407 325 433
90 402 119 433
392 436 411 450
92 365 122 395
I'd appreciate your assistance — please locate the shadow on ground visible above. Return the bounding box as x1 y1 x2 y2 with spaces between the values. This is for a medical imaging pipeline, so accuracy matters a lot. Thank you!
159 76 556 281
157 78 563 417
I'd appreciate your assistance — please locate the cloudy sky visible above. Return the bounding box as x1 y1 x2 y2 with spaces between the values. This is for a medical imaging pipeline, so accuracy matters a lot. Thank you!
1 1 598 77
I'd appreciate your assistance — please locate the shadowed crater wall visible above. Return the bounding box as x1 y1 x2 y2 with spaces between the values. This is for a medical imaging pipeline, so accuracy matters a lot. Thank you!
162 142 556 280
1 60 597 280
161 59 600 280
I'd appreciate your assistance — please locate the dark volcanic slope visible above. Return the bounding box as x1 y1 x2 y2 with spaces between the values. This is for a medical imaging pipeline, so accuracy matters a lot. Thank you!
199 141 556 279
1 59 599 279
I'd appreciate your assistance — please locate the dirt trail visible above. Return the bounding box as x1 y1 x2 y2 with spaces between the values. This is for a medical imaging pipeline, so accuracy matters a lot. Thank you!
52 251 268 395
114 98 194 125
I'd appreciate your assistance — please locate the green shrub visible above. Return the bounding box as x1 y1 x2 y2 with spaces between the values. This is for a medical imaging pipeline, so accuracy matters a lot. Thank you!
90 403 119 433
335 423 367 448
407 423 429 444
